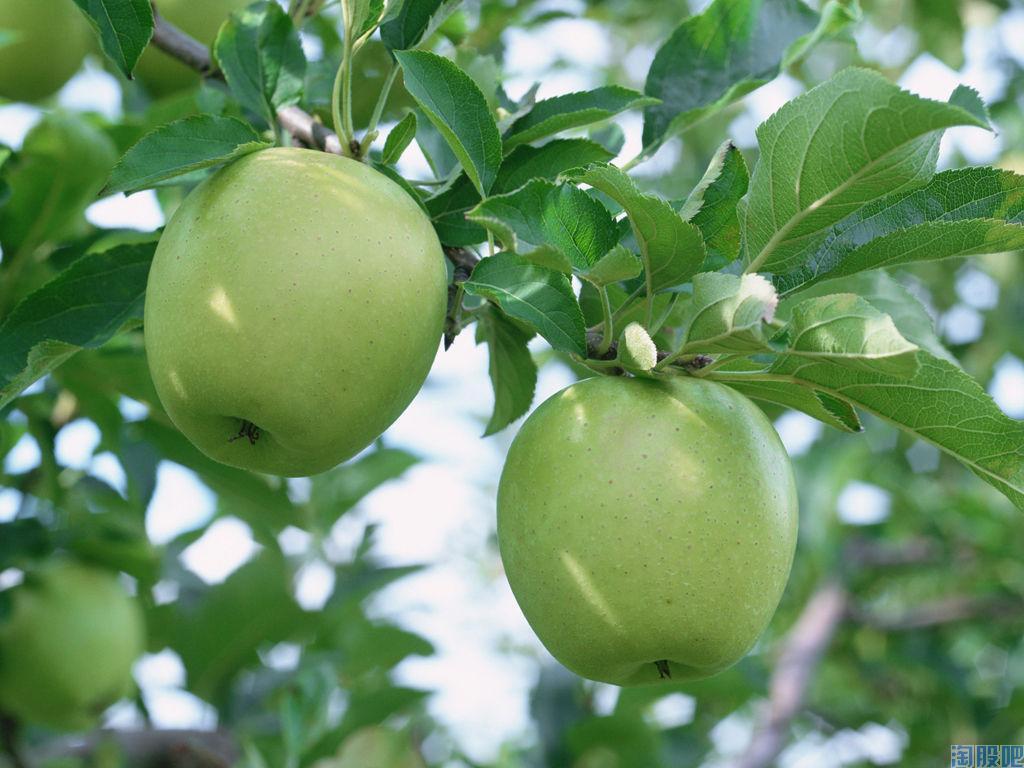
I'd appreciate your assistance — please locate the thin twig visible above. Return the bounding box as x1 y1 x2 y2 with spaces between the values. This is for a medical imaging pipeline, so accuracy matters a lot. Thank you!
28 729 239 767
149 12 344 155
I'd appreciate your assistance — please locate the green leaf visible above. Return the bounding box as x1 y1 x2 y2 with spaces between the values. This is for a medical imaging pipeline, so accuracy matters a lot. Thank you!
395 50 502 196
380 0 459 51
772 167 1024 293
164 552 304 701
476 307 537 436
310 448 418 530
428 139 614 247
467 180 619 270
381 112 417 165
105 115 271 195
678 140 749 270
348 0 387 42
785 270 954 364
676 272 778 354
618 322 657 374
779 293 920 378
0 114 117 255
730 353 1024 509
463 253 586 356
72 0 153 78
721 362 863 432
503 86 658 151
371 162 430 214
589 123 626 156
564 163 705 291
743 68 991 276
214 1 306 127
130 419 294 542
641 0 830 150
0 243 155 410
579 245 642 288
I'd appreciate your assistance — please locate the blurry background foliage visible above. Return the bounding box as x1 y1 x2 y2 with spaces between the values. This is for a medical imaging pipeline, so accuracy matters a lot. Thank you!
0 0 1023 767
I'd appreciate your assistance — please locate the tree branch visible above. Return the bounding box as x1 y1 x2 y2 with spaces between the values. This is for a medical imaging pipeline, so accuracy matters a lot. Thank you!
732 582 849 768
27 729 239 768
850 595 1024 631
149 11 344 155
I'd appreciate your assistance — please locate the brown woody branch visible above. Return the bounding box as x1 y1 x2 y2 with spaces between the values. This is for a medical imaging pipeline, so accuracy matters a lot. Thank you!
851 595 1024 631
27 729 239 768
149 10 344 154
732 581 849 768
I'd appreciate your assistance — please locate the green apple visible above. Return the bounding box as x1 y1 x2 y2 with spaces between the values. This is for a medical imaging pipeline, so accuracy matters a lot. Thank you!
497 376 798 686
0 560 145 730
134 0 249 97
144 147 447 477
0 0 91 102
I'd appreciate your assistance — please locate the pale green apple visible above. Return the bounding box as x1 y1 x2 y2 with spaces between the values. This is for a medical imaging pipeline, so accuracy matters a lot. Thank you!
135 0 249 97
0 560 145 730
144 148 447 477
497 376 798 686
0 0 91 102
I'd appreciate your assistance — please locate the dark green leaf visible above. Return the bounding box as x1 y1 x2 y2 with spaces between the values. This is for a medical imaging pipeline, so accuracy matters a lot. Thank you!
464 253 586 356
579 245 642 288
380 0 459 51
72 0 153 77
772 167 1024 293
468 179 619 270
0 114 117 255
476 307 537 435
214 1 306 127
642 0 830 150
720 353 1024 508
744 68 991 276
719 359 862 432
678 140 749 270
503 86 658 151
395 51 502 196
105 115 271 195
0 243 155 410
564 163 705 291
165 551 305 701
428 139 614 247
381 112 417 165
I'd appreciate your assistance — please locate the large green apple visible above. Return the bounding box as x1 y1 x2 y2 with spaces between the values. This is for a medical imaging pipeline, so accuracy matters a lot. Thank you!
144 148 447 477
0 0 91 102
0 560 145 730
497 376 798 686
135 0 249 97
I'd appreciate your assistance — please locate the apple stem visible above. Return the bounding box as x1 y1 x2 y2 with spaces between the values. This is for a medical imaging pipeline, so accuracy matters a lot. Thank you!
655 659 672 679
228 420 262 445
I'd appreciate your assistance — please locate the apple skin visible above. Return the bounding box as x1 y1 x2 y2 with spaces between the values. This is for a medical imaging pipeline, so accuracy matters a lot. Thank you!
144 148 447 477
0 560 145 730
135 0 249 97
497 376 798 686
0 0 91 102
